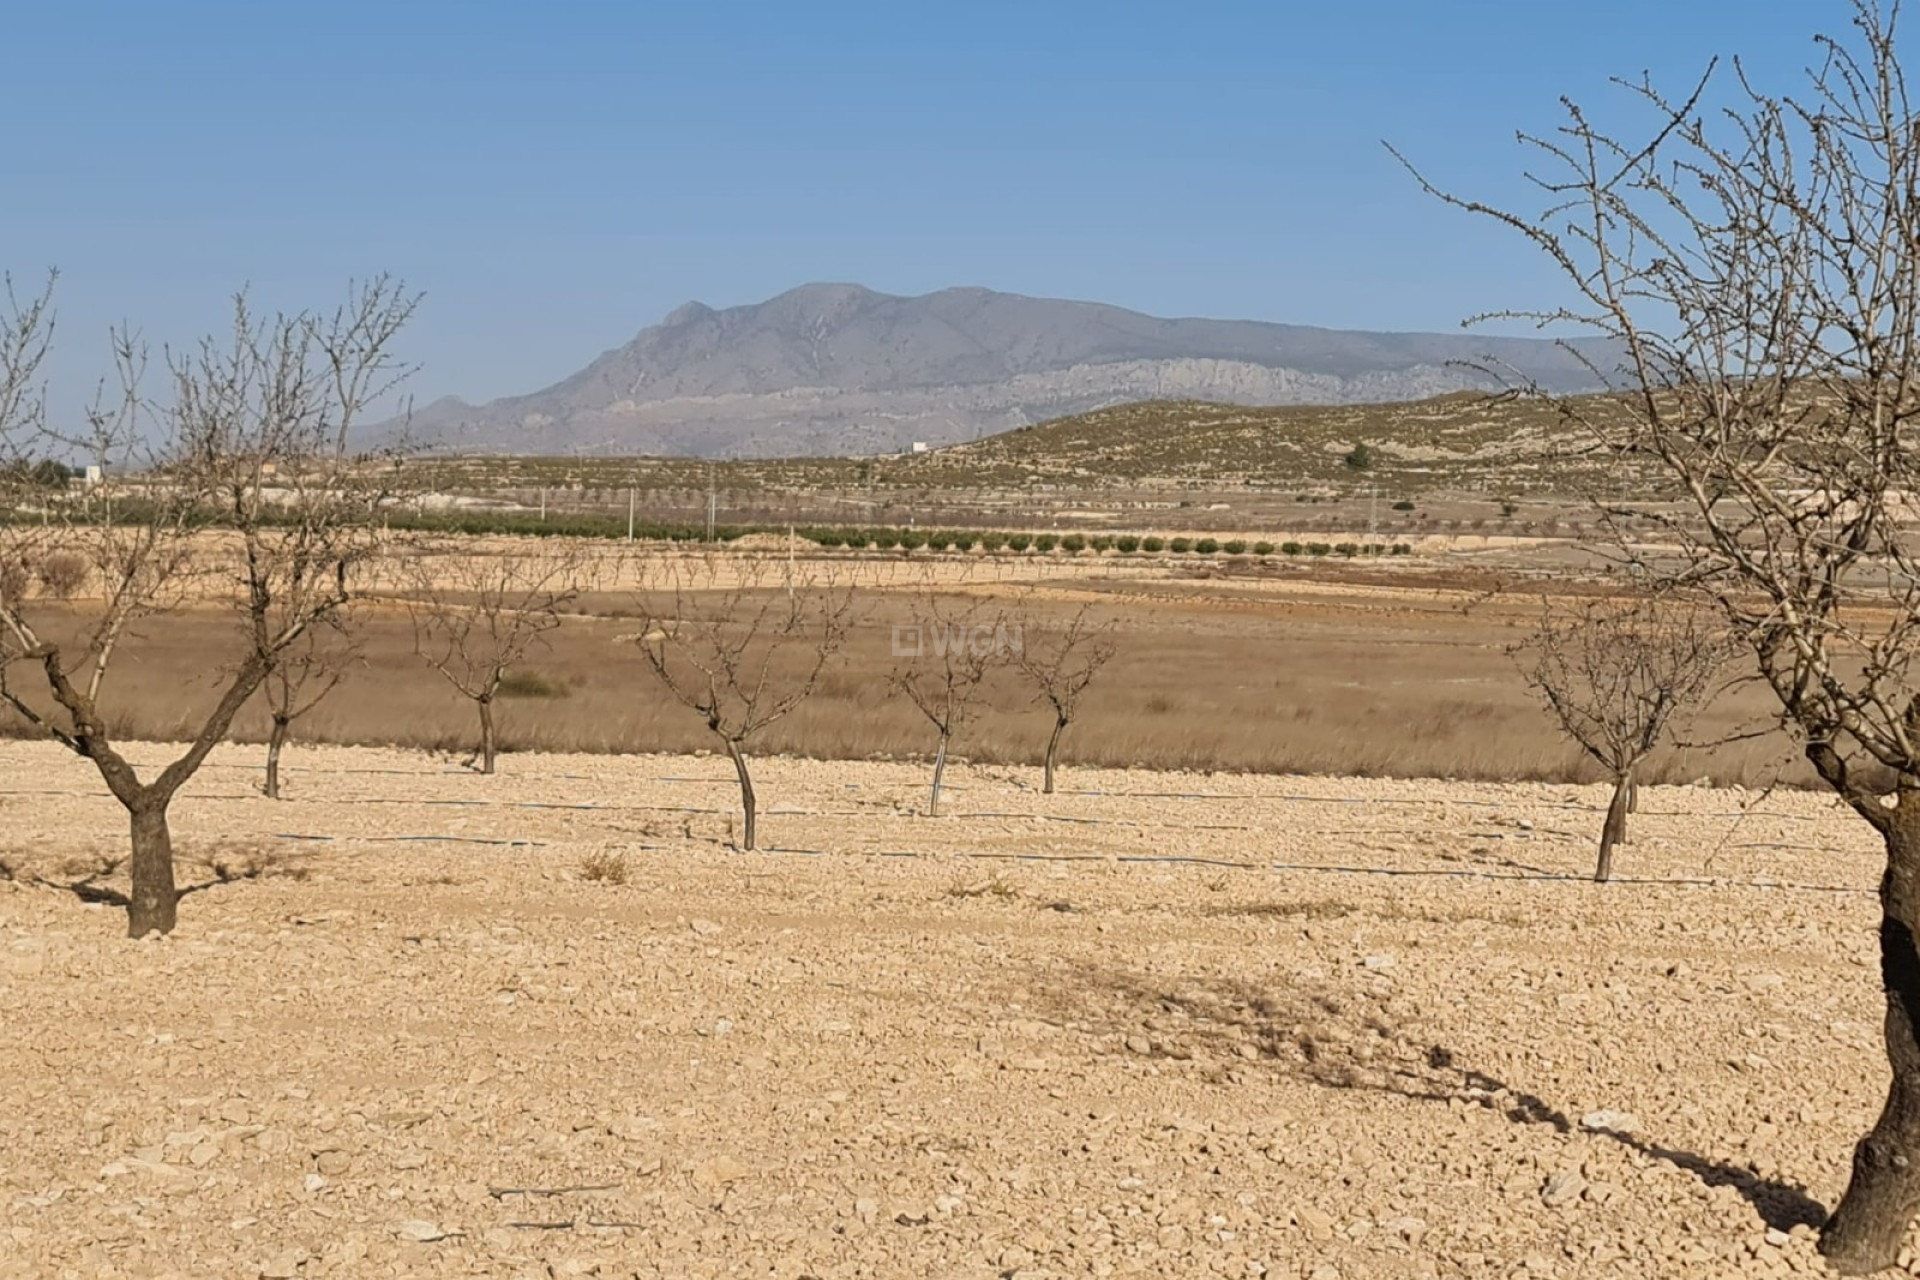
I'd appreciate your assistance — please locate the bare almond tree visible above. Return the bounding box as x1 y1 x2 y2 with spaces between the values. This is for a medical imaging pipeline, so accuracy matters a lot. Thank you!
633 557 855 850
1013 601 1117 795
0 274 416 937
1514 595 1726 882
889 584 1016 816
1401 3 1920 1265
403 546 585 775
261 613 360 800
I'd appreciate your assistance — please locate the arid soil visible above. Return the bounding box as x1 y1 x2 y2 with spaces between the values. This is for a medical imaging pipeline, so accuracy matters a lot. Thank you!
0 740 1902 1278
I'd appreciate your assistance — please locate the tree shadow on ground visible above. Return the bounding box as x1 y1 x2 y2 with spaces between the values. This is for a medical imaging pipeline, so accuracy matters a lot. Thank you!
1039 965 1827 1234
29 850 309 909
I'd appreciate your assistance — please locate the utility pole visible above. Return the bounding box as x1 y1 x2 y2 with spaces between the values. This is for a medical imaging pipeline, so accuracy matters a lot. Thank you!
627 487 635 542
1367 485 1378 555
706 463 716 543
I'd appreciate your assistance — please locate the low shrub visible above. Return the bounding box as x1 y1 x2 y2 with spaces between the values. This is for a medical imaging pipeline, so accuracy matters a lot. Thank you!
1195 537 1220 555
1169 537 1193 553
1034 533 1059 552
1253 541 1274 555
1115 535 1141 553
1141 536 1165 552
1222 539 1247 555
1306 542 1331 557
498 670 568 699
1280 541 1302 556
1060 533 1087 553
1007 533 1033 552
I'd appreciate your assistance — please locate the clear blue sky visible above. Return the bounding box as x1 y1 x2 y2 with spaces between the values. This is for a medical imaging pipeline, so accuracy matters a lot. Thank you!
6 0 1832 407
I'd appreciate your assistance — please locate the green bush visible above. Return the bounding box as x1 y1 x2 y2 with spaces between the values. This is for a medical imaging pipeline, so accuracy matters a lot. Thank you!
1391 499 1416 512
1223 539 1247 555
1141 536 1165 552
497 670 569 699
926 531 951 551
898 530 927 550
1007 533 1033 552
978 532 1005 552
1195 537 1219 554
1344 443 1375 471
1252 541 1274 555
1089 535 1113 552
1060 533 1087 553
874 530 900 549
1391 543 1413 556
1169 537 1193 553
1335 542 1359 558
1280 541 1302 556
1306 542 1331 557
948 532 975 551
812 530 844 547
1115 535 1141 553
1034 533 1058 552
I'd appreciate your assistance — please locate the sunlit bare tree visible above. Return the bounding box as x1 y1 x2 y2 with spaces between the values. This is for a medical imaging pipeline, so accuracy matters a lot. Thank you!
633 557 855 850
1399 3 1920 1264
404 545 585 774
0 274 415 937
1012 600 1116 794
260 613 360 800
890 581 1015 816
1514 594 1726 881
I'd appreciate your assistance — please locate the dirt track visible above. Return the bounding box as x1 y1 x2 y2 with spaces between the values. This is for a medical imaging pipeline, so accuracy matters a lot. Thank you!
0 741 1900 1278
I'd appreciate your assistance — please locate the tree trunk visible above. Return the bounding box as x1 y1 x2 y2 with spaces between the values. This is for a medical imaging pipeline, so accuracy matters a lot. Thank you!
725 737 757 851
478 697 496 775
1596 770 1631 884
127 797 178 938
1043 716 1067 795
1821 806 1920 1273
265 714 290 800
929 732 950 817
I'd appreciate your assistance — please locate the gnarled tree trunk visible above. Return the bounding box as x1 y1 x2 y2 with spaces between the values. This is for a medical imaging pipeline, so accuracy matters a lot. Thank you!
128 796 177 939
1596 768 1632 884
265 714 291 800
1820 803 1920 1274
1043 716 1067 795
478 696 496 775
725 737 757 851
929 732 950 817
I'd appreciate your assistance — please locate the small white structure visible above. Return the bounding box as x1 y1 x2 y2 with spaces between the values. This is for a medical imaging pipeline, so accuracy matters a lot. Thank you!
909 441 930 454
84 464 105 487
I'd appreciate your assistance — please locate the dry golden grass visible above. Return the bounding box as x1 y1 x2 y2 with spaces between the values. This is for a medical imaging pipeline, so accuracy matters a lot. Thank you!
0 558 1800 788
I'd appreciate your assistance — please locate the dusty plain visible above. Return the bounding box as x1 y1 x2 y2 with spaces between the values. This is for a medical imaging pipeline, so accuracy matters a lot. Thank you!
0 738 1901 1279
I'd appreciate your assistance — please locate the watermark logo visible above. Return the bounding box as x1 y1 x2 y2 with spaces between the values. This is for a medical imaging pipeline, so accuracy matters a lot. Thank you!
891 622 1024 658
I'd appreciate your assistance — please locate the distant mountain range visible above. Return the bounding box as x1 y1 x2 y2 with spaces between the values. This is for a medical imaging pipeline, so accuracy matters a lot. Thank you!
401 284 1610 458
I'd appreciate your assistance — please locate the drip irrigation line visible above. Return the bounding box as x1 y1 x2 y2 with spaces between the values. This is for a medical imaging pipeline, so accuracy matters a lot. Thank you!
1260 860 1870 894
270 833 548 848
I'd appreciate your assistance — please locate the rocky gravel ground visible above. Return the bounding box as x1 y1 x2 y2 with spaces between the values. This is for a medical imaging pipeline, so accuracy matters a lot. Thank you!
0 741 1904 1278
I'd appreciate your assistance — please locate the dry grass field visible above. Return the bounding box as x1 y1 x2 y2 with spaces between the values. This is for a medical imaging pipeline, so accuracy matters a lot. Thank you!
0 545 1798 791
0 742 1892 1278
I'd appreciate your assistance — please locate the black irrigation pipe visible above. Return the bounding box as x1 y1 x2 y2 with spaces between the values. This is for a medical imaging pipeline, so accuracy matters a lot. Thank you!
272 833 550 848
1260 859 1872 894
